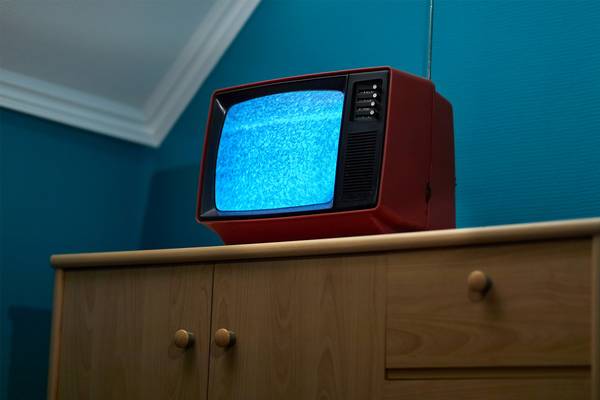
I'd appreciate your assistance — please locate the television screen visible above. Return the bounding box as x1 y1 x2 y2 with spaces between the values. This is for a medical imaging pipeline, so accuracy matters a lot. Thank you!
215 90 345 213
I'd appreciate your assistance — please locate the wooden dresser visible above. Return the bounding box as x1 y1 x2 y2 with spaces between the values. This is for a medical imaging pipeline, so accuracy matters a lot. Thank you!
49 219 600 400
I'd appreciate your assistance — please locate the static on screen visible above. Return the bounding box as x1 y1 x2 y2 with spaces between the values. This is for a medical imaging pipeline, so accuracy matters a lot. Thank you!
215 90 345 212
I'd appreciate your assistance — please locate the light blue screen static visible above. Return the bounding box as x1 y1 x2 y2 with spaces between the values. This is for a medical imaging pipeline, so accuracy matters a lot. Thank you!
215 90 345 212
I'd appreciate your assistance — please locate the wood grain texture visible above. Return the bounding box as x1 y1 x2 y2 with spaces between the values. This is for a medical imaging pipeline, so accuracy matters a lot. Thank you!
386 239 591 370
208 254 386 400
48 269 64 400
57 265 213 400
383 377 590 400
51 218 600 269
592 235 600 400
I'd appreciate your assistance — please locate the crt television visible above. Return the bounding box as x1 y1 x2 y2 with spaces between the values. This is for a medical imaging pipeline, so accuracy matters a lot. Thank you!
197 66 455 244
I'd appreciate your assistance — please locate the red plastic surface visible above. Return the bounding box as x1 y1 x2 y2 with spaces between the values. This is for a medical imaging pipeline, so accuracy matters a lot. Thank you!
196 67 455 244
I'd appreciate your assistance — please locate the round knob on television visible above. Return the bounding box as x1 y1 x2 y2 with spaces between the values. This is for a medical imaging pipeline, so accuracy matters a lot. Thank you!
467 270 493 302
214 328 236 348
173 329 195 349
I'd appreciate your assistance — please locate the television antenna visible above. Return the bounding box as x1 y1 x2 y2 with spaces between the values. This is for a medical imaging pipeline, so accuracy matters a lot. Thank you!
427 0 434 80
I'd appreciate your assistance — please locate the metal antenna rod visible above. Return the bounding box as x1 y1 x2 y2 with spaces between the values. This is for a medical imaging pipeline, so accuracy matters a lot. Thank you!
427 0 434 80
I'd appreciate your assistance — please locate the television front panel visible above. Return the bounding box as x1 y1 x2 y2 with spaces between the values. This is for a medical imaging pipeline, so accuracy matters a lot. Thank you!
197 67 455 244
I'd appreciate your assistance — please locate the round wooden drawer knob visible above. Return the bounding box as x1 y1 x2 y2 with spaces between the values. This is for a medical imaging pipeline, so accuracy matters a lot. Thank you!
173 329 195 349
214 328 236 348
467 270 493 302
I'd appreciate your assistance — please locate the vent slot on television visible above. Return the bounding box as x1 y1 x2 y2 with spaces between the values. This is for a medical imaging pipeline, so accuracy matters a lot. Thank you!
351 80 382 121
341 131 379 202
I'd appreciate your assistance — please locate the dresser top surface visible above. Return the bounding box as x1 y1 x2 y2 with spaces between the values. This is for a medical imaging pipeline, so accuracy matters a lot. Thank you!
51 218 600 269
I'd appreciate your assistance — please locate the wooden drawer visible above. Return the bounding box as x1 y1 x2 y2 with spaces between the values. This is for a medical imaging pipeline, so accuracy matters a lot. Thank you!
385 239 591 376
383 377 591 400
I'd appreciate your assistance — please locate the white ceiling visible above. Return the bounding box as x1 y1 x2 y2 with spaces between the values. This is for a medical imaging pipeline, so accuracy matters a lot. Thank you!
0 0 260 146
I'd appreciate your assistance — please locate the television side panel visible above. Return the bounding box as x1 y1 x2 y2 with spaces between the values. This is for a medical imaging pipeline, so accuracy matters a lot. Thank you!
427 92 456 229
376 69 434 229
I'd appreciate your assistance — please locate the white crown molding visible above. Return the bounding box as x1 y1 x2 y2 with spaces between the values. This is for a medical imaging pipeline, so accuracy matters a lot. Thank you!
0 0 260 148
145 0 261 146
0 69 153 145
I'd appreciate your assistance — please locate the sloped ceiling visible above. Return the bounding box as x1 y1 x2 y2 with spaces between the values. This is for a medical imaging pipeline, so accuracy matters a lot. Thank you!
0 0 260 147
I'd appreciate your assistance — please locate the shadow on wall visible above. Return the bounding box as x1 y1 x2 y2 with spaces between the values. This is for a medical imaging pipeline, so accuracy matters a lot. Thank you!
141 164 222 249
7 307 52 400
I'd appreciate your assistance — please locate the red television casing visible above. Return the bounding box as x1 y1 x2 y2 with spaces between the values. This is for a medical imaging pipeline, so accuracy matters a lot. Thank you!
197 67 454 244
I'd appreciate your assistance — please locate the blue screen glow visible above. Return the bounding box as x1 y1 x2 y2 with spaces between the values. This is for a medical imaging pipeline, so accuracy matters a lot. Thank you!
215 90 345 213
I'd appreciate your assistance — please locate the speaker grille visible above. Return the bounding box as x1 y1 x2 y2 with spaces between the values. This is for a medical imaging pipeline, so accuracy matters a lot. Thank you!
341 131 379 200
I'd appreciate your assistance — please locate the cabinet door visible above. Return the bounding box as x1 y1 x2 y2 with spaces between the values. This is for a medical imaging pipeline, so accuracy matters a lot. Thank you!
57 265 212 400
208 255 386 400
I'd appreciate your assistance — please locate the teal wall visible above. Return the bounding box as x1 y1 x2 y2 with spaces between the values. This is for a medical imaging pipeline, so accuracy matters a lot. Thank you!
2 0 600 398
0 112 155 399
144 0 600 248
434 0 600 226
